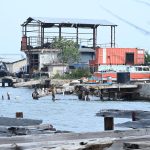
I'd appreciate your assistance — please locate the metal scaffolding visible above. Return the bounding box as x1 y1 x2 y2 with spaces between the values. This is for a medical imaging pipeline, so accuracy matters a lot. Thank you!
21 17 117 75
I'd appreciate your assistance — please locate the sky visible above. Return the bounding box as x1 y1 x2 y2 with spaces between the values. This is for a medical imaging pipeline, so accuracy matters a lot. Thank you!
0 0 150 55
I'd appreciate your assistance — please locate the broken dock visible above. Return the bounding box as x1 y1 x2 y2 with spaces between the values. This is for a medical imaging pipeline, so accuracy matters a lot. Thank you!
96 109 150 130
75 83 138 100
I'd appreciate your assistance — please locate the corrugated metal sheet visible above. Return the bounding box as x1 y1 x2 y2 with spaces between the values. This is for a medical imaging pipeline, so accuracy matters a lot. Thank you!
23 17 117 27
94 48 144 65
0 54 26 63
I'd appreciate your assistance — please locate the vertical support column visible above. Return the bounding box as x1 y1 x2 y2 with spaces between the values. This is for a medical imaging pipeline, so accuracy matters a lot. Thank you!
22 26 25 36
59 25 62 40
104 117 114 130
111 26 113 48
27 37 32 77
25 25 27 36
95 27 97 47
28 37 30 47
41 25 44 47
114 26 116 48
41 25 43 47
76 26 79 46
93 27 96 50
111 26 116 48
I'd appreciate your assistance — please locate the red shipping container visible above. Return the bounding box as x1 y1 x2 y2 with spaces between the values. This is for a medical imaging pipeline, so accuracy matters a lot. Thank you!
94 48 144 65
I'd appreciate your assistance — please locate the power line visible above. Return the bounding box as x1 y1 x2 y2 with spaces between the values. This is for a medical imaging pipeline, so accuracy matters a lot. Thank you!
134 0 150 7
97 1 150 35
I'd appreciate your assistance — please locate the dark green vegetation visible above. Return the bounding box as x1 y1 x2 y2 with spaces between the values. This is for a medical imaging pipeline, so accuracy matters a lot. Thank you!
145 50 150 65
53 68 91 79
51 38 79 64
51 38 91 79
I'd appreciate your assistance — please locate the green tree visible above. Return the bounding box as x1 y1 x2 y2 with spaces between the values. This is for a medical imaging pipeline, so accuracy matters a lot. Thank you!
53 68 91 79
145 50 150 64
51 38 79 64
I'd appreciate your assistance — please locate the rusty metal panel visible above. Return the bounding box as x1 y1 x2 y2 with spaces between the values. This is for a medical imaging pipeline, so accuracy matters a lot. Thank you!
21 36 27 50
136 49 145 64
95 48 144 65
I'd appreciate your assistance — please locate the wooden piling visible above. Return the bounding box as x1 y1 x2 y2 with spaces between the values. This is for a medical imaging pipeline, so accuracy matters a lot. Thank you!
7 93 10 100
51 85 56 101
132 111 138 121
104 117 114 130
16 112 23 118
100 89 103 100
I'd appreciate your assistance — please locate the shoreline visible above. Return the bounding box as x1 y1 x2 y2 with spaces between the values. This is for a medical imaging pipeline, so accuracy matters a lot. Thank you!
0 128 150 149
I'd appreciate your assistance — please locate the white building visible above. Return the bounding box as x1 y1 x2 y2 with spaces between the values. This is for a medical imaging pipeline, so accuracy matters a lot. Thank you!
6 59 27 73
0 54 27 73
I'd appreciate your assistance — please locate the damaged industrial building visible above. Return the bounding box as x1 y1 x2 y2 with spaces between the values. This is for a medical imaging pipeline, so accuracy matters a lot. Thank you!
21 17 117 77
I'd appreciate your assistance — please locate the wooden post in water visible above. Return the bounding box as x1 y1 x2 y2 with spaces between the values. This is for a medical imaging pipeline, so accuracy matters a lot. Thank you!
100 89 103 100
108 90 111 100
16 112 23 118
104 117 114 130
51 84 56 101
132 111 137 121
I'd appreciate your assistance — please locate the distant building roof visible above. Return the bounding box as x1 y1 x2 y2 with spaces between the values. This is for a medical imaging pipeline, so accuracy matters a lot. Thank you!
0 54 26 63
79 48 95 53
22 17 117 28
69 63 89 69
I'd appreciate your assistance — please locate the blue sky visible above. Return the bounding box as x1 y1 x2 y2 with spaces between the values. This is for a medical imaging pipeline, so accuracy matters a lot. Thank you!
0 0 150 54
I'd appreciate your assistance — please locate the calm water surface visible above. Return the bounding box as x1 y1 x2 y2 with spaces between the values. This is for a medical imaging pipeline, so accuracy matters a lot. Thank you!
0 87 150 132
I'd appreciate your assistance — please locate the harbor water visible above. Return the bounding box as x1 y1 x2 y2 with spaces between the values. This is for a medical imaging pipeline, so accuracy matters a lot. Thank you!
0 87 150 133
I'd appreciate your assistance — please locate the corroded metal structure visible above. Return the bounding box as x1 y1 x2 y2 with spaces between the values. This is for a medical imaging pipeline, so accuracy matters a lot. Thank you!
21 17 117 74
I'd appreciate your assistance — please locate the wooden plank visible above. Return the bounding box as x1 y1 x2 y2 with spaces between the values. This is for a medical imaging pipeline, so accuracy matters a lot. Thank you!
124 141 150 149
96 109 150 120
0 124 56 136
0 117 42 126
1 129 150 145
116 119 150 129
0 139 113 150
1 131 150 149
79 83 138 90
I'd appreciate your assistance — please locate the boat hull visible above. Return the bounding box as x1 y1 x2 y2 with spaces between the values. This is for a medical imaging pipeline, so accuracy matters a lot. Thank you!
94 72 150 81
